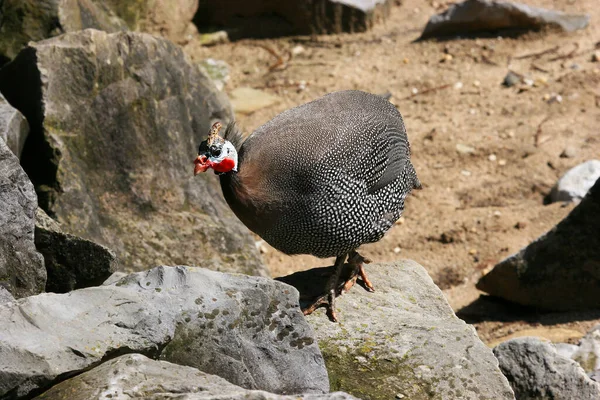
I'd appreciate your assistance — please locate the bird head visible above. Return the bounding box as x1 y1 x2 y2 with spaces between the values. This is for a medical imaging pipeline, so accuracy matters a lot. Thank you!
194 121 238 175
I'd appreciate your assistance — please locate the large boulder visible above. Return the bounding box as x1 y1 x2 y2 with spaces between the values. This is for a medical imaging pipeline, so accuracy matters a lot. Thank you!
0 93 29 158
194 0 392 38
0 29 267 277
0 0 127 65
477 178 600 310
0 266 328 399
35 208 118 293
279 261 515 400
35 354 354 400
419 0 590 40
105 0 200 43
0 136 46 298
494 337 600 400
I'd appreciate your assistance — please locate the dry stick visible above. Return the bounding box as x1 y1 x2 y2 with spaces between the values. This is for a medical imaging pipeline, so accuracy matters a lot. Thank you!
514 45 560 60
548 42 580 62
399 84 452 101
534 116 551 147
531 63 549 73
255 44 292 72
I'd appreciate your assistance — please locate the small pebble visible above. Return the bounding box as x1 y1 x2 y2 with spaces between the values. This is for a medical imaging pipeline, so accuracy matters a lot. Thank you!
560 146 577 158
547 93 563 104
493 210 502 217
393 247 401 254
498 159 507 166
461 170 472 176
395 394 406 399
468 249 478 255
488 154 497 162
454 81 463 90
441 54 453 62
395 217 405 225
507 130 515 138
456 143 476 154
523 78 534 87
473 80 481 87
502 71 521 87
291 45 305 56
592 51 600 62
411 87 419 95
514 221 527 229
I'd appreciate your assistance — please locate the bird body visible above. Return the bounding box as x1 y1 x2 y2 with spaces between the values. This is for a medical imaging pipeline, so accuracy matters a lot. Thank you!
194 90 420 320
218 90 420 258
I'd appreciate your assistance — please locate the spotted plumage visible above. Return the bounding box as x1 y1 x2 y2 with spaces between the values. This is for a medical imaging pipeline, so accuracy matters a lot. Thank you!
218 90 420 258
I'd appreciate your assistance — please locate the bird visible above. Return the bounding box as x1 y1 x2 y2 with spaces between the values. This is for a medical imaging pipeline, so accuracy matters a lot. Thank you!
194 90 420 321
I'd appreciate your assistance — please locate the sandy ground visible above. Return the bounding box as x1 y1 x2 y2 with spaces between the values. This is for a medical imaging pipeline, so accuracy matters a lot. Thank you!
183 0 600 345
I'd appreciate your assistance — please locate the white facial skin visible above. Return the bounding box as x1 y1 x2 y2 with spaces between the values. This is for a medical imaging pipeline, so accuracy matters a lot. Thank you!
209 140 238 172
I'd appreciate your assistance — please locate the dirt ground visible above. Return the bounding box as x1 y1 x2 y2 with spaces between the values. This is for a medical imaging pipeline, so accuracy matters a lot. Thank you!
183 0 600 345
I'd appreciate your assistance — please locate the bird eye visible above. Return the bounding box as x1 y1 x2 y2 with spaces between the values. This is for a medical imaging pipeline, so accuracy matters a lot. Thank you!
209 145 222 157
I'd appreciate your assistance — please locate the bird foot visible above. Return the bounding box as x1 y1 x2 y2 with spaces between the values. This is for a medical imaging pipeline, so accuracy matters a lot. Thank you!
342 251 375 293
301 252 374 322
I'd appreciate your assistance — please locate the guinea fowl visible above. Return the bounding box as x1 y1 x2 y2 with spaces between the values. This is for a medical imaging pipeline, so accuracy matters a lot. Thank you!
194 90 420 321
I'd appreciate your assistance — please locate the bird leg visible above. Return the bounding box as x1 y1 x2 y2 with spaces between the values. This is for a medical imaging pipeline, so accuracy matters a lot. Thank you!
341 250 375 293
302 254 347 322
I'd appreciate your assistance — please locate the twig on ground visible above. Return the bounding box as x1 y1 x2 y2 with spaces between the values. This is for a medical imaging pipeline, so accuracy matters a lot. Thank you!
255 44 292 72
534 116 551 147
515 45 560 60
548 42 580 62
399 84 452 101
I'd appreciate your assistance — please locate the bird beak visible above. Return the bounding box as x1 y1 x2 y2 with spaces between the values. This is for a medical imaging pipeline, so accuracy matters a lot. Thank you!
194 155 210 175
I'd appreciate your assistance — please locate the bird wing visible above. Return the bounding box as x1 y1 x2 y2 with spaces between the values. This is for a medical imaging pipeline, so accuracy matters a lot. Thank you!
363 120 409 194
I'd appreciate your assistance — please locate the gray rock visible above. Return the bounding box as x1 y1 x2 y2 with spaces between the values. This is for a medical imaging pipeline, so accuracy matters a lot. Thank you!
550 160 600 203
194 0 391 38
34 208 118 293
0 266 328 399
494 337 600 400
502 71 522 88
572 325 600 380
0 93 28 158
199 59 230 91
0 0 127 65
101 271 128 285
280 261 514 400
34 354 355 400
0 29 267 277
0 287 15 304
0 136 46 298
477 178 600 310
419 0 590 40
104 0 200 43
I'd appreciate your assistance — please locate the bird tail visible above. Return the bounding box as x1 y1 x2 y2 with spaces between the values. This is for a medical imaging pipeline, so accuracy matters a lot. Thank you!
408 162 422 190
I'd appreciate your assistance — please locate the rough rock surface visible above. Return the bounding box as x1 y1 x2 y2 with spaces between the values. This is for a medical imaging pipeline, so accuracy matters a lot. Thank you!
35 208 118 293
0 136 46 298
0 29 266 277
0 0 127 65
0 287 14 304
572 325 600 381
550 160 600 203
0 266 328 399
35 354 353 400
477 178 600 310
419 0 590 40
0 93 29 158
194 0 391 38
280 261 514 400
105 0 200 43
494 337 600 400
